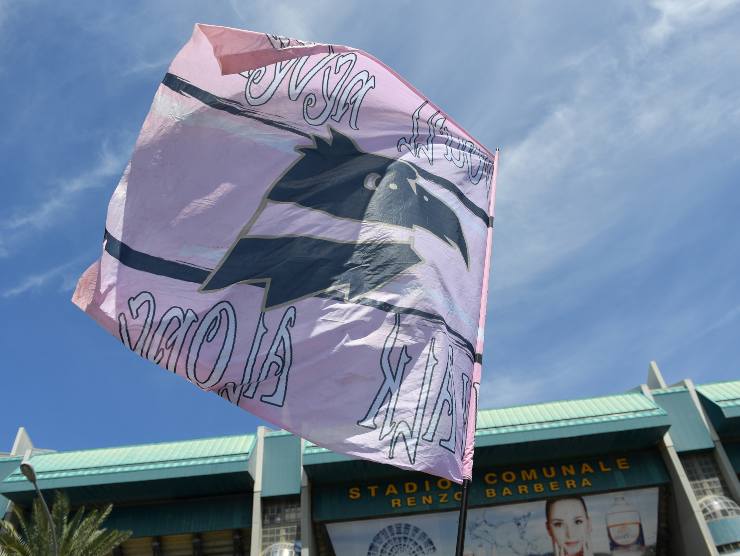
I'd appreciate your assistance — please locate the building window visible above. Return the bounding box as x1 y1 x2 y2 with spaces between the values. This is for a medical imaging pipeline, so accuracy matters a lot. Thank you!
717 540 740 554
681 453 731 500
698 495 740 522
262 496 301 555
682 451 740 554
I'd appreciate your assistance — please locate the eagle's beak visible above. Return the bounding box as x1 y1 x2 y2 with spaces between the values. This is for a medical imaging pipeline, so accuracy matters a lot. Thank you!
414 182 469 267
406 175 418 195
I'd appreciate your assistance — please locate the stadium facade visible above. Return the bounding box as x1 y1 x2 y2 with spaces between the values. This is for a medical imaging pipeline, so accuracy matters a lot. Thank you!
1 363 739 556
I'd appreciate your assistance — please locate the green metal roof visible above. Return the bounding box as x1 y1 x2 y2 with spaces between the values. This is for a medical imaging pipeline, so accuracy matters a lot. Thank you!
697 381 740 410
303 442 328 455
696 380 740 434
0 434 255 499
475 392 664 436
264 429 293 437
650 385 688 394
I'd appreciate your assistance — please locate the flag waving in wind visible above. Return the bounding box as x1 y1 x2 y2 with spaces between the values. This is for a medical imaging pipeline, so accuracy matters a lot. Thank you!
73 24 498 483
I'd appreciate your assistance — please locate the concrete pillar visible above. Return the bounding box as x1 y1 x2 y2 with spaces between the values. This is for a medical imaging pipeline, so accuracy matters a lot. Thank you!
300 440 316 556
10 427 34 457
684 380 740 503
2 427 36 519
641 384 718 555
660 433 719 555
250 426 265 556
647 361 668 389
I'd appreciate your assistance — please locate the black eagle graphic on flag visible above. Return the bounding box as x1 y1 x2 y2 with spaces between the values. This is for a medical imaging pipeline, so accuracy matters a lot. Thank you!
201 128 469 309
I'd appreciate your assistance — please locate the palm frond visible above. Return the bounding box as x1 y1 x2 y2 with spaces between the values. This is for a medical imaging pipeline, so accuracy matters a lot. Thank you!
0 519 30 556
82 528 132 556
0 493 130 556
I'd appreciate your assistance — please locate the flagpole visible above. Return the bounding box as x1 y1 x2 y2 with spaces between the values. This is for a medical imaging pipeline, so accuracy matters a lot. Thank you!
455 148 500 556
455 479 471 555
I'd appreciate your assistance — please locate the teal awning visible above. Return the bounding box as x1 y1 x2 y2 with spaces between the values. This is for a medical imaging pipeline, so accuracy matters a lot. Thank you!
726 442 740 474
105 495 252 538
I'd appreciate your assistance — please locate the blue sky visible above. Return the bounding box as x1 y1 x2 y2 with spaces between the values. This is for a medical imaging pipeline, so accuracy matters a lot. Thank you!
1 1 739 452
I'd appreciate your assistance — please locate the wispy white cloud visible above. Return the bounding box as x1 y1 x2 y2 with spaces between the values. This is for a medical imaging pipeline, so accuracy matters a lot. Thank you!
682 303 740 347
482 317 637 408
251 0 354 42
3 145 125 231
0 0 17 72
2 259 82 298
3 141 128 235
77 2 354 93
121 56 171 77
484 372 555 409
646 0 740 44
491 5 740 297
228 0 249 25
0 0 8 29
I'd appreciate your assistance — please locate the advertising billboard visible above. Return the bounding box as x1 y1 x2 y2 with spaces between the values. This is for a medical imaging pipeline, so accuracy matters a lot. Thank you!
327 486 659 555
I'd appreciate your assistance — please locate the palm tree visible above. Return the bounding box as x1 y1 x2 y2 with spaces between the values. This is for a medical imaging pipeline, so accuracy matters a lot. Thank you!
0 491 131 556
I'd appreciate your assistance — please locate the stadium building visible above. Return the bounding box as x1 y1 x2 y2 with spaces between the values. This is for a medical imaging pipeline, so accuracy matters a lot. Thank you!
1 363 739 555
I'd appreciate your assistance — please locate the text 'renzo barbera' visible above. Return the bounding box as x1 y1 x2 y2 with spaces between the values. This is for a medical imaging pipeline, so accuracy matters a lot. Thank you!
117 292 471 464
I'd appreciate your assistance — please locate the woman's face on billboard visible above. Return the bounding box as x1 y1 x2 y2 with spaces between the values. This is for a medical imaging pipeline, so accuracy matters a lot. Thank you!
547 499 591 556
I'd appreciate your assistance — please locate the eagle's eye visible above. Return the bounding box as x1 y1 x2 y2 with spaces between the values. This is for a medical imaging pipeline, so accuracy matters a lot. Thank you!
363 172 381 190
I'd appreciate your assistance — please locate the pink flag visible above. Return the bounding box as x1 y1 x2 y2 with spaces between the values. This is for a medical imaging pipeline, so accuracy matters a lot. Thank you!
73 24 497 482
